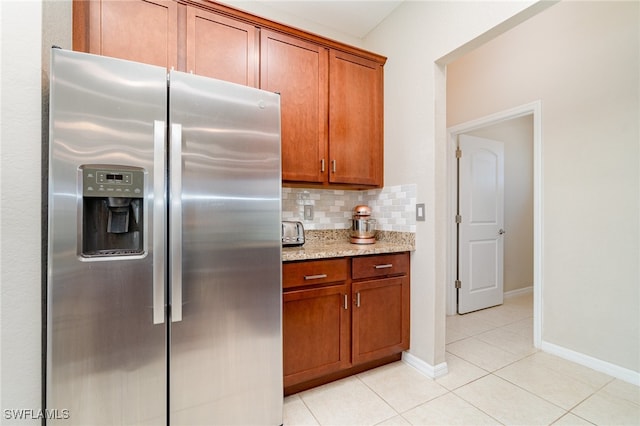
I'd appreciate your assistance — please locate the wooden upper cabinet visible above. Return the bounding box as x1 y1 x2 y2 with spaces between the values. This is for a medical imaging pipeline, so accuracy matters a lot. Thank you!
74 0 178 70
260 30 328 183
186 7 258 86
329 51 383 187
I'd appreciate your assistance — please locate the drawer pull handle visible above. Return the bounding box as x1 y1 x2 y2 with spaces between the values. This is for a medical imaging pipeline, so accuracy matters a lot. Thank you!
374 264 393 269
304 274 328 280
356 292 361 308
343 294 348 310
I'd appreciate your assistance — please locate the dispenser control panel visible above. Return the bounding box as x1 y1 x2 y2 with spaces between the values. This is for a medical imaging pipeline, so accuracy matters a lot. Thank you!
82 166 145 197
79 165 146 257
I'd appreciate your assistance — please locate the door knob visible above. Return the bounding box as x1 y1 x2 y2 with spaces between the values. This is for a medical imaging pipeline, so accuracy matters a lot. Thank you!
498 229 505 235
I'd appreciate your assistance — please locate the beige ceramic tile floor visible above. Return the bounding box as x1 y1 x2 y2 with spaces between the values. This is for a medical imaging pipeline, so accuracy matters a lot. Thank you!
283 293 640 425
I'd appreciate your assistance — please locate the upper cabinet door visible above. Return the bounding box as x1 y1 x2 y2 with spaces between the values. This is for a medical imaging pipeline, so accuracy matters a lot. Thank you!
77 0 178 70
329 51 383 187
260 30 329 184
186 7 258 86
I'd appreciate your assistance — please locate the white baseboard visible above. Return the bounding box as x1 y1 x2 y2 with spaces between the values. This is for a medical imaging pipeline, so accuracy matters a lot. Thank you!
504 285 533 299
401 351 448 379
541 341 640 386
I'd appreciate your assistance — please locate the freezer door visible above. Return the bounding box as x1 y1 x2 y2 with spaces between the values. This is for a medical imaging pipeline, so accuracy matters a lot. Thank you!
47 49 167 425
168 71 283 425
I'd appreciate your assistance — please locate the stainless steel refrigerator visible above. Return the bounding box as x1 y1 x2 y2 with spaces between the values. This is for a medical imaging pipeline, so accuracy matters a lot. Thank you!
47 48 283 425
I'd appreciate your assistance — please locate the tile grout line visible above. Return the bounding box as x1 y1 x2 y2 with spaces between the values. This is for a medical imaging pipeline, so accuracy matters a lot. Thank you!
296 393 323 426
354 374 400 426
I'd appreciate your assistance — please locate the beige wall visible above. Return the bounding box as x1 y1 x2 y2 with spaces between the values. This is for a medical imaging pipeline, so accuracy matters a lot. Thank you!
466 116 534 294
447 1 639 374
2 1 44 420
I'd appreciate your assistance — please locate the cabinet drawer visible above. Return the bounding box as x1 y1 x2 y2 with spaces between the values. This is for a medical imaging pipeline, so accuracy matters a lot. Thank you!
283 258 348 289
352 252 409 280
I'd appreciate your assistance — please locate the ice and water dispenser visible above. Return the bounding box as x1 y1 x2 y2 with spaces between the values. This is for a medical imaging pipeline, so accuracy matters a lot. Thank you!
81 165 145 257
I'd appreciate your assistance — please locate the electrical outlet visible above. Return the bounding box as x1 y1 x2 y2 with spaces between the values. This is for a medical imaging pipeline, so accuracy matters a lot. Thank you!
304 205 314 220
416 203 425 221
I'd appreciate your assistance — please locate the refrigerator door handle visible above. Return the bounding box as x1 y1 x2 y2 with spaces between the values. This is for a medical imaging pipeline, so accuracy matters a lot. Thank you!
153 120 166 325
170 123 183 322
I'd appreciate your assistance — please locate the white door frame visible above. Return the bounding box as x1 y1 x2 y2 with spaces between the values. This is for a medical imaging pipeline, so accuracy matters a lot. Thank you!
446 101 543 348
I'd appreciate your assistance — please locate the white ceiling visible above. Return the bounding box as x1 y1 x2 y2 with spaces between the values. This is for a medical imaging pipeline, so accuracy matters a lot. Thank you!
256 0 404 39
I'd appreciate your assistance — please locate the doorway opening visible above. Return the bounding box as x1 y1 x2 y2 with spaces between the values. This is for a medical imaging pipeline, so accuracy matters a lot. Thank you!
446 101 542 348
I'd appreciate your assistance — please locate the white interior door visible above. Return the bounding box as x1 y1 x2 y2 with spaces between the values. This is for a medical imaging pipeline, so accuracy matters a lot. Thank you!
458 134 505 314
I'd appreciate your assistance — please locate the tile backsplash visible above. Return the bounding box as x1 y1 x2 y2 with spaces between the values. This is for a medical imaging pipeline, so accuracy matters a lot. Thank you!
282 184 417 232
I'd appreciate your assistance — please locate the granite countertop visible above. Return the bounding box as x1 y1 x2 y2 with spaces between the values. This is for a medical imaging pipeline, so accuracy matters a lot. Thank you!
282 230 415 262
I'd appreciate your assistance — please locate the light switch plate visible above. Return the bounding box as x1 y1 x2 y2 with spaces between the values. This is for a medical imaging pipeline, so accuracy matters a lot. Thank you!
304 205 314 220
416 203 425 221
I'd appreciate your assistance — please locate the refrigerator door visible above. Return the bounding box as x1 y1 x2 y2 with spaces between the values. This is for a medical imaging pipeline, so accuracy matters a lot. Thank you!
47 49 167 425
168 71 283 424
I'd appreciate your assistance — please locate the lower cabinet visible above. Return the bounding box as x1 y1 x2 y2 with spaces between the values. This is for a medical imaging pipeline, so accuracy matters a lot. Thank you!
282 252 410 394
352 276 410 365
283 283 350 387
